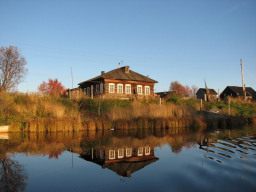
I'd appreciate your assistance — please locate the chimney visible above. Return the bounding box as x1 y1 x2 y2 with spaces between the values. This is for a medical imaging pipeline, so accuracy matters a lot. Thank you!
101 71 105 75
125 66 129 73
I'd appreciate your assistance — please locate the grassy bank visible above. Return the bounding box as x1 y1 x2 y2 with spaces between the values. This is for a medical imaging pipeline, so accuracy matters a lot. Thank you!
0 92 255 132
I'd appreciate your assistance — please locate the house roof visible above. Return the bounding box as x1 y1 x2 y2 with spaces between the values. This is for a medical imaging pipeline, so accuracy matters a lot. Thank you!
224 86 256 97
196 88 217 95
104 158 158 177
78 66 158 85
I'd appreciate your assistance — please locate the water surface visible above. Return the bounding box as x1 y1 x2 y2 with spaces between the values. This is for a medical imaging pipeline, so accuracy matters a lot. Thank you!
1 127 256 192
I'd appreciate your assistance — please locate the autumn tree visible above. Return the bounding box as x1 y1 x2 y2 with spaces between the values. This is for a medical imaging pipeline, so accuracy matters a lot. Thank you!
169 81 195 97
169 81 186 96
38 78 65 95
0 46 28 92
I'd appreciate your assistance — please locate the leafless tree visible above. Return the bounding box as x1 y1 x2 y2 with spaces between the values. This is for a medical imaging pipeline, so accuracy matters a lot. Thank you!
0 46 28 92
191 85 199 98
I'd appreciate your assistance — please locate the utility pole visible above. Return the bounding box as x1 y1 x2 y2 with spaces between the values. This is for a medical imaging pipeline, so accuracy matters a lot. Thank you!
71 67 73 89
70 67 74 99
240 59 246 101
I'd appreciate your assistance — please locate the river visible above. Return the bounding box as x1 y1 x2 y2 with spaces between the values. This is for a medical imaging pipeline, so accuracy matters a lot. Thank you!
0 126 256 192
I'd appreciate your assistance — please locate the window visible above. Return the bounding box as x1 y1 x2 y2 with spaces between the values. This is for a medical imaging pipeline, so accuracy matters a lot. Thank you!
145 147 150 155
118 149 124 158
138 147 143 156
109 83 115 93
125 84 131 94
109 150 115 159
117 84 123 93
100 83 104 93
145 86 150 95
126 148 132 157
87 87 90 96
137 85 142 95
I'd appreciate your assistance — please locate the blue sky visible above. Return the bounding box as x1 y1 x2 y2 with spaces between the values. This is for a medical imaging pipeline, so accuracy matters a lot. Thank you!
0 0 255 93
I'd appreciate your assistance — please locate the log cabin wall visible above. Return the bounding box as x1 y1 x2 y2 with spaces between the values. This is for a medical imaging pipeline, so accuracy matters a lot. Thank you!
103 79 155 99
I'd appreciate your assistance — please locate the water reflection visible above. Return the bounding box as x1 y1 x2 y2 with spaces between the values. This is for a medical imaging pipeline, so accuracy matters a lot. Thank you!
199 129 256 166
80 146 158 177
0 127 256 191
0 140 27 192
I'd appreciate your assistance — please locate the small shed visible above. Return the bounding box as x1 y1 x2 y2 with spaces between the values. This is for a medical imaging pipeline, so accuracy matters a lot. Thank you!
196 88 217 101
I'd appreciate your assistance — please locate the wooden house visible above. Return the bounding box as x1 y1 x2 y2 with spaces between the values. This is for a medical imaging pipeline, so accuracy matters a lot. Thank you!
220 86 256 101
77 66 158 99
196 88 217 101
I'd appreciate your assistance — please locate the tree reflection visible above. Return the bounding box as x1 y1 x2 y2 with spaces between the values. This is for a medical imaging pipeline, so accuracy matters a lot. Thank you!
0 156 27 192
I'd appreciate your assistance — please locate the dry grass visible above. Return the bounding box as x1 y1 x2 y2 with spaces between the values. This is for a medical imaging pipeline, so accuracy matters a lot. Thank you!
0 92 81 121
107 101 193 120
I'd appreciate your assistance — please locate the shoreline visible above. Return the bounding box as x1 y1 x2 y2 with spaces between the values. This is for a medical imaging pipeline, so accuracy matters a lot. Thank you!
8 115 256 133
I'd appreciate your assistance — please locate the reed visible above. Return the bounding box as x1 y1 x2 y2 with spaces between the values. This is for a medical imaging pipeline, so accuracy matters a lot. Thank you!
107 101 193 120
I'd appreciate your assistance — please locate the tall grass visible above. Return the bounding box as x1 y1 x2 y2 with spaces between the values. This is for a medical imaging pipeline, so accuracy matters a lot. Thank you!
107 101 192 120
0 92 81 126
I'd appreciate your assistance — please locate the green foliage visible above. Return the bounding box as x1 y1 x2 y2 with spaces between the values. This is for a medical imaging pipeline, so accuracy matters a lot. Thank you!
230 101 256 117
57 97 75 108
140 97 159 105
166 94 199 111
79 98 132 115
214 101 227 109
203 102 215 111
183 99 200 110
13 93 31 105
166 94 182 105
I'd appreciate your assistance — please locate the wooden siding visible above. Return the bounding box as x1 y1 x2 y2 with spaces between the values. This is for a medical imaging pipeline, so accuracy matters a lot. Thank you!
80 79 155 99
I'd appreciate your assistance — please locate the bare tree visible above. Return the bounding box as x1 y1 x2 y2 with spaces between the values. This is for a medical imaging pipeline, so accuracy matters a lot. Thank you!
0 46 28 92
191 85 199 98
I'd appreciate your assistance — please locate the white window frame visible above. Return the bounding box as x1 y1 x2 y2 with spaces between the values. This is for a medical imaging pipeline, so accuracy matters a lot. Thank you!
137 85 143 95
117 84 123 93
109 150 115 159
145 86 150 95
145 147 150 155
118 149 124 158
126 148 132 157
125 84 131 94
109 83 115 93
138 147 143 156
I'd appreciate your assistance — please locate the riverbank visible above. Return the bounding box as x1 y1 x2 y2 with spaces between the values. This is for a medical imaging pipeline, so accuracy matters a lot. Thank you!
1 92 256 132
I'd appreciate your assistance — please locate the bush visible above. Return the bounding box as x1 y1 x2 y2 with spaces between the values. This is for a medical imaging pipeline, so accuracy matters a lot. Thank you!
166 94 182 105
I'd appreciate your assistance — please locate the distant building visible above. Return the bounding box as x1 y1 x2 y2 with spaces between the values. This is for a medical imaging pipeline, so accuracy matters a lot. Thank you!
220 86 256 101
196 88 217 101
155 91 176 99
68 66 158 99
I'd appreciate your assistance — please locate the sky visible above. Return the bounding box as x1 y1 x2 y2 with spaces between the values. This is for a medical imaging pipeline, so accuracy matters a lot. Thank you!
0 0 255 93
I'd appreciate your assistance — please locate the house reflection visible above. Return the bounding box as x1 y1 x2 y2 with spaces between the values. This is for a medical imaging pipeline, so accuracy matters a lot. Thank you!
80 146 158 177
